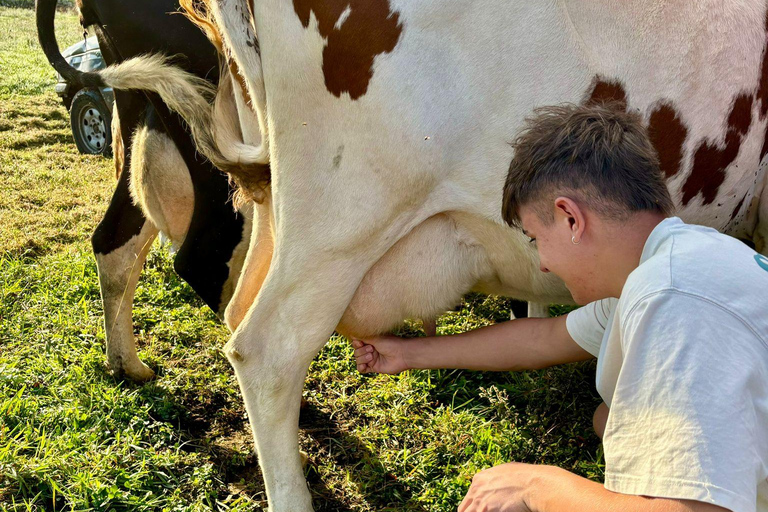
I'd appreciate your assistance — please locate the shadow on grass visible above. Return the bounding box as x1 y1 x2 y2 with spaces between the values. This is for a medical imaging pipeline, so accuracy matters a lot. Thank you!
112 365 416 510
300 403 426 511
8 131 72 150
39 108 67 122
2 234 82 261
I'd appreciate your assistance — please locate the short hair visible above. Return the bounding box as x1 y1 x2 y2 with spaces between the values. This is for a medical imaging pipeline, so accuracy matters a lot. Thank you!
501 103 674 228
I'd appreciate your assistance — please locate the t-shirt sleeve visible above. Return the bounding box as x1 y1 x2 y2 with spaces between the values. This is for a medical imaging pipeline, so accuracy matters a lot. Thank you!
604 290 765 512
565 298 618 357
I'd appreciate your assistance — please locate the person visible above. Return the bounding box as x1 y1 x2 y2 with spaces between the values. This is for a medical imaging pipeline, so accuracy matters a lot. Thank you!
351 103 768 512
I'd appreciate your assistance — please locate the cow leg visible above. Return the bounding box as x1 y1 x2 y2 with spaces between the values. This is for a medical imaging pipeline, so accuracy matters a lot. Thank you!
224 190 273 331
92 155 158 381
226 264 373 512
94 222 159 381
422 318 437 337
91 91 160 381
98 108 195 383
527 302 550 318
224 194 438 510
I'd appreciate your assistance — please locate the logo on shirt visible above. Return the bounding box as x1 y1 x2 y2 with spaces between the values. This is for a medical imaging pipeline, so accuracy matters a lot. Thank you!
754 254 768 272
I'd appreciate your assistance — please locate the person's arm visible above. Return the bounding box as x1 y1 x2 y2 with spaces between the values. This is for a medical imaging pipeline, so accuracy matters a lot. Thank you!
458 462 731 512
352 313 594 374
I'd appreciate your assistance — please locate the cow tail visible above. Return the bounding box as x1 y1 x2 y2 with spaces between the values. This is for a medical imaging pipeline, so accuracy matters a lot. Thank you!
208 0 271 171
36 0 270 203
35 0 105 88
178 0 271 204
96 55 269 202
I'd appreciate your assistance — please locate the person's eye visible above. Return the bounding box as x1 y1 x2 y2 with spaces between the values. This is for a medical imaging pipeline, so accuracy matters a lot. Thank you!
528 237 537 245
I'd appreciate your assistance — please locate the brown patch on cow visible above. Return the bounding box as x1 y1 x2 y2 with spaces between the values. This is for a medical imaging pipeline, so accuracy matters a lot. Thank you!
757 9 768 167
648 104 688 180
730 194 747 223
729 93 755 137
682 93 754 205
292 0 403 99
586 78 628 109
584 77 689 182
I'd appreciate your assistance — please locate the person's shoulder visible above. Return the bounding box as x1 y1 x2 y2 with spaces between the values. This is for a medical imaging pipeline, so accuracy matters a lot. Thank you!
624 219 768 306
618 288 768 360
620 219 768 347
666 221 768 299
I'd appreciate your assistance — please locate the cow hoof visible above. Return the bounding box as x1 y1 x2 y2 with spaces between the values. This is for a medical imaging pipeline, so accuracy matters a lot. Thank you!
127 364 156 382
112 361 156 382
300 450 309 468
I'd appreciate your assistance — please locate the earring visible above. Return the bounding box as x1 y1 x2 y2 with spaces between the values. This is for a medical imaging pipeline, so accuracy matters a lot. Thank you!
572 235 581 245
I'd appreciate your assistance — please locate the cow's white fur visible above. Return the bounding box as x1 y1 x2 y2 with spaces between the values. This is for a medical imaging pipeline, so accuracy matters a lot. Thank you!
91 0 768 508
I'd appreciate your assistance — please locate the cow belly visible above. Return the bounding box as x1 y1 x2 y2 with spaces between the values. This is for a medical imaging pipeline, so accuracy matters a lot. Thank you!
337 214 489 338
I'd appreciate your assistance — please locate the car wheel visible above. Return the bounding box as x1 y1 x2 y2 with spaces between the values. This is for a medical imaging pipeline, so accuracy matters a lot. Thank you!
70 88 112 157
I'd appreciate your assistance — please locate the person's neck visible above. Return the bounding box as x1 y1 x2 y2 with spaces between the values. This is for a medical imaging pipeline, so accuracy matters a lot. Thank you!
602 212 667 297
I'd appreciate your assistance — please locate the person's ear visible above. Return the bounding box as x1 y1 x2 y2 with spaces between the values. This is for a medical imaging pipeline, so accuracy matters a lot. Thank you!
554 197 586 244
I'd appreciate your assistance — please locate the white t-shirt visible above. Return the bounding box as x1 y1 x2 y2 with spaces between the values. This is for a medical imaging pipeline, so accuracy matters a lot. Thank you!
566 217 768 512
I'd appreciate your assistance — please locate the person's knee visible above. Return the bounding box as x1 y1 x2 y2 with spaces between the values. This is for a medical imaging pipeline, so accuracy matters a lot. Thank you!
593 402 609 440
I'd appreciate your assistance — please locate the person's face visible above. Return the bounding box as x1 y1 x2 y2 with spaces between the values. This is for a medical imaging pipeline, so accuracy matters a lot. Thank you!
519 201 601 305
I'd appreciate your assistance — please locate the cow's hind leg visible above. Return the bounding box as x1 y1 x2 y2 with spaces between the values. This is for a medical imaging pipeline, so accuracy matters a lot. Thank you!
92 152 158 382
224 182 441 510
224 190 273 332
527 302 550 318
226 259 371 511
94 223 158 381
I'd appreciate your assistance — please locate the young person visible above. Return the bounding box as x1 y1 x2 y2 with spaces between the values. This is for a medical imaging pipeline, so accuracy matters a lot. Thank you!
351 104 768 512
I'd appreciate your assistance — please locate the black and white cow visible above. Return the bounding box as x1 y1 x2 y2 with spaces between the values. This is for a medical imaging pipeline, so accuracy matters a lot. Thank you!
36 0 252 381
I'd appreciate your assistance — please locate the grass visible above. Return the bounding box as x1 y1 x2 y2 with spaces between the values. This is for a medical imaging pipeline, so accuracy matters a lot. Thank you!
0 4 603 510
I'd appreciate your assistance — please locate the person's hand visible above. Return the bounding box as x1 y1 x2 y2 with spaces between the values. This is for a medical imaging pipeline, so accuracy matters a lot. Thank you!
351 335 409 375
458 462 546 512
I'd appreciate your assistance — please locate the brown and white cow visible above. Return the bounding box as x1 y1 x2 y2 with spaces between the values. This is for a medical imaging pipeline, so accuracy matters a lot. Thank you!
53 0 768 509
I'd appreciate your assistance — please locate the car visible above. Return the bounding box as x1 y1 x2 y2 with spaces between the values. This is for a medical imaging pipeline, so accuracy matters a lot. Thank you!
54 36 114 156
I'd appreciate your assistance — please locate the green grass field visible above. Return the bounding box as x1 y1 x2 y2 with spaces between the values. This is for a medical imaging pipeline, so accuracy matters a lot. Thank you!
0 5 603 510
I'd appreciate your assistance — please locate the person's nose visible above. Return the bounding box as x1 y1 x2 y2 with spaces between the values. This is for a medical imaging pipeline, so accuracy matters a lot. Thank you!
539 261 550 273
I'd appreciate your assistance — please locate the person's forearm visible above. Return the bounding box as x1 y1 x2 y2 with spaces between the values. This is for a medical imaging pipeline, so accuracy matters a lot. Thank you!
402 316 587 372
530 467 726 512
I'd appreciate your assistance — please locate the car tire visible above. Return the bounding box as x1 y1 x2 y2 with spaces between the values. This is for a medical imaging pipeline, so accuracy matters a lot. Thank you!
70 88 112 157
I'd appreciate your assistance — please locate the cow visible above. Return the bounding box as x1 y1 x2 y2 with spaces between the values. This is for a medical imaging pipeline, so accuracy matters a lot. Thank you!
35 0 253 381
39 0 768 510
